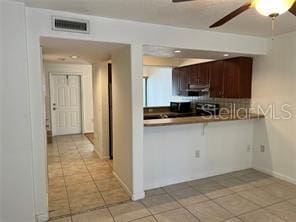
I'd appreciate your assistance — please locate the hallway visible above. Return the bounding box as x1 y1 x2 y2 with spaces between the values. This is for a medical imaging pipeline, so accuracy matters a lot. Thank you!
47 134 130 220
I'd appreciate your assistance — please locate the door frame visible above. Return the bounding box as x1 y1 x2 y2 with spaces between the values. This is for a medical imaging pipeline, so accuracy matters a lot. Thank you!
49 72 84 136
108 63 113 159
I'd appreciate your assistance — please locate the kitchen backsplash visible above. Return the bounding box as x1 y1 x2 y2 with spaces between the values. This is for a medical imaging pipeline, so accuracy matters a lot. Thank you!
171 95 251 111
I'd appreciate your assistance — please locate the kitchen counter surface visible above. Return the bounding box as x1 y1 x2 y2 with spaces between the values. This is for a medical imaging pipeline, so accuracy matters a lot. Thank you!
144 112 264 127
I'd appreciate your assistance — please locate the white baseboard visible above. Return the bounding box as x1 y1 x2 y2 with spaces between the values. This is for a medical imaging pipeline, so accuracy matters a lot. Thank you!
35 213 48 222
84 131 94 134
144 166 252 190
253 166 296 185
132 192 145 201
112 171 133 198
94 149 110 160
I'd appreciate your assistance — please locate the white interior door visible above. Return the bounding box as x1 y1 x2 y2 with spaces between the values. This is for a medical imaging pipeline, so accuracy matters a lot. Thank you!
50 74 82 136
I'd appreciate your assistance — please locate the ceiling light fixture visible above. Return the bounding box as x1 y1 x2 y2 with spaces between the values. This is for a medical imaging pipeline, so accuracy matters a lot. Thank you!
252 0 295 38
174 50 182 53
223 54 230 57
253 0 295 17
70 55 79 59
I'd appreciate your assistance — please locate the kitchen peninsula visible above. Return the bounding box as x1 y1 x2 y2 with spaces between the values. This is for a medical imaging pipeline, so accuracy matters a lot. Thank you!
143 113 264 190
143 56 265 191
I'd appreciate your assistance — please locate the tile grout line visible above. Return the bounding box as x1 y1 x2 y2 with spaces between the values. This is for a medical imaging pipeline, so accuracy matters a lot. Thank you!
75 137 109 208
72 136 113 217
59 136 76 221
72 135 131 216
51 137 73 221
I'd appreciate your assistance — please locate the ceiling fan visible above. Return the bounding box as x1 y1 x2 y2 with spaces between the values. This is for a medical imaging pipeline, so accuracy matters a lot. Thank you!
172 0 296 28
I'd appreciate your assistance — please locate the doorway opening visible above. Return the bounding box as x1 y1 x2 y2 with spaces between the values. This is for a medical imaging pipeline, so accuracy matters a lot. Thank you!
41 37 132 220
108 63 113 160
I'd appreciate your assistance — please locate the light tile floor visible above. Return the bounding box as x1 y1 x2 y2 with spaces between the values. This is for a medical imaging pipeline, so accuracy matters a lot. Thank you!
49 137 296 222
48 135 130 220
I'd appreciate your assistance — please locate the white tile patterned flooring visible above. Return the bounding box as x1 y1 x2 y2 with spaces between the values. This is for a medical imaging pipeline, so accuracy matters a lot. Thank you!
49 135 296 222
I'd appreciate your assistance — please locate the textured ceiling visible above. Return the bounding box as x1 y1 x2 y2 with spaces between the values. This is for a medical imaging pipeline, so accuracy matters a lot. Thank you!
14 0 296 37
40 37 251 64
41 37 127 64
143 45 250 59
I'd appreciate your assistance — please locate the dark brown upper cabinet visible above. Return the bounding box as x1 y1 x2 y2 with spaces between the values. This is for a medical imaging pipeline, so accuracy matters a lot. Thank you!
178 67 188 96
198 63 210 85
172 57 253 99
172 68 180 96
189 65 199 85
221 57 253 98
209 61 224 98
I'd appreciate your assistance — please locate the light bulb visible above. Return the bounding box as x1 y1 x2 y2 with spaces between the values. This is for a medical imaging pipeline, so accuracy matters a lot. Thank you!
254 0 295 17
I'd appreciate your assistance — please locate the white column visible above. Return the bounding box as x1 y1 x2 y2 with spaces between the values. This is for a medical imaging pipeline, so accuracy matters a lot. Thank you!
131 44 145 200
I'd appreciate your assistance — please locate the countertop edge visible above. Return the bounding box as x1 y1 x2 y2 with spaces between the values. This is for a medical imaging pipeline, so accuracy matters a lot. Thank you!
144 113 265 127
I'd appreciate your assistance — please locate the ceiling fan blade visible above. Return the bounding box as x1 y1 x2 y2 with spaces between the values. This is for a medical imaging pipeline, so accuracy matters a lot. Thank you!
209 2 252 28
172 0 194 3
289 2 296 16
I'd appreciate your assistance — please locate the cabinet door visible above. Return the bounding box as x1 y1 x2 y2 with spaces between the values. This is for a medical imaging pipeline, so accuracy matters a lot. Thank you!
237 57 253 98
172 68 180 96
223 59 240 98
189 65 199 85
198 63 210 84
179 67 190 95
209 61 224 98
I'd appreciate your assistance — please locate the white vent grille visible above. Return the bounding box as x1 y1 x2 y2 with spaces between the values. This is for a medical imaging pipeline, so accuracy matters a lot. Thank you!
52 16 90 34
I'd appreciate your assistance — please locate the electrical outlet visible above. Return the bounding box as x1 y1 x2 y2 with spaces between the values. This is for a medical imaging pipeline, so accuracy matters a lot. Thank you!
195 150 200 158
260 145 265 152
247 145 251 152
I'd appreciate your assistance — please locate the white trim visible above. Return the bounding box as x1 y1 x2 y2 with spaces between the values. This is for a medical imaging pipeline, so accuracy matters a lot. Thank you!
112 171 133 198
35 213 49 222
144 166 252 190
132 192 145 201
112 171 145 201
94 149 110 160
253 166 296 185
49 72 83 136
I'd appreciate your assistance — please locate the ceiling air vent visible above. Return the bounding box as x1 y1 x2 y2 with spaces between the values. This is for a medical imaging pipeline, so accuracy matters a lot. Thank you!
52 16 90 34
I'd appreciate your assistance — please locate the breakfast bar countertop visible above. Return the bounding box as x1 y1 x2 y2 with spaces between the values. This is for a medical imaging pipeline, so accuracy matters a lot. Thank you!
144 112 265 127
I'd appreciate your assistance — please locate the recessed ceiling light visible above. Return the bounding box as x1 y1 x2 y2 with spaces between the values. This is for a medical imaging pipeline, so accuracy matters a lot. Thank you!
223 54 230 57
70 55 79 59
174 50 182 53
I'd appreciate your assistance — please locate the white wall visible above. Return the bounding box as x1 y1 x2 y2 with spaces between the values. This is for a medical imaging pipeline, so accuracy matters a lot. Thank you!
111 46 133 194
26 7 267 55
143 66 173 107
252 31 296 184
3 2 269 220
144 121 253 189
44 62 94 134
0 1 35 222
92 62 110 159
